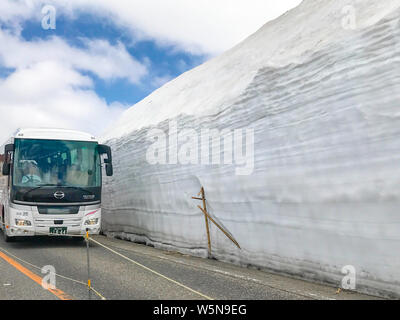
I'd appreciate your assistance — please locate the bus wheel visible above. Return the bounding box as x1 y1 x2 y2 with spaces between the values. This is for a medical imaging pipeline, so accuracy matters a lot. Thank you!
3 229 13 242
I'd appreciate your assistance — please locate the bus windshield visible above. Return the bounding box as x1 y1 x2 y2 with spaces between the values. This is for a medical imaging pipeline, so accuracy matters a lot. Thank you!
12 139 101 188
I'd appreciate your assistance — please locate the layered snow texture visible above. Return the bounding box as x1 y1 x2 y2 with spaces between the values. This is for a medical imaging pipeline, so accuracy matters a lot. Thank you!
101 0 400 298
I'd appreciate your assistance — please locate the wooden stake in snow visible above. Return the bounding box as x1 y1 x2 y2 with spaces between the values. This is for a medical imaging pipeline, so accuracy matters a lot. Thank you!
192 187 241 259
192 187 212 257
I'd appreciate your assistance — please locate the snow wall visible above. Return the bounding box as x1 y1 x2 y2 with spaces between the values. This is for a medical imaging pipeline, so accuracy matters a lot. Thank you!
101 0 400 298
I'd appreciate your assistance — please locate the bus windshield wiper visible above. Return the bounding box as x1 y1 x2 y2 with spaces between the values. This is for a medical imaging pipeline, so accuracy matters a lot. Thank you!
21 184 94 198
21 184 60 197
61 186 95 195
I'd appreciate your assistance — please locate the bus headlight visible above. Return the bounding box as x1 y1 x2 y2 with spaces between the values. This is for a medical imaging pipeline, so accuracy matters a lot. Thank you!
84 218 99 225
15 219 32 226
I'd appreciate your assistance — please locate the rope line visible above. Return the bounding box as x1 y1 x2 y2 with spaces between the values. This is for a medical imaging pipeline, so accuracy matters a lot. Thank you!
88 237 214 300
0 221 213 300
0 221 106 300
0 245 106 300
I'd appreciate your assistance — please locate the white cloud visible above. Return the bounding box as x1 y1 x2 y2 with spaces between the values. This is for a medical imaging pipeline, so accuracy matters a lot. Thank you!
0 28 147 142
0 60 124 143
0 0 35 24
0 0 302 55
0 30 147 84
57 0 303 55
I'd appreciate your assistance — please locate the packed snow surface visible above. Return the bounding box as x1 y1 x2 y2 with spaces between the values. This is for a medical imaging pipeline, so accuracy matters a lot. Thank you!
101 0 400 297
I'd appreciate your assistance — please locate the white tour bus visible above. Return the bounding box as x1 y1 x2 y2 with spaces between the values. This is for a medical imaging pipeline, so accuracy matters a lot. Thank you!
0 128 113 241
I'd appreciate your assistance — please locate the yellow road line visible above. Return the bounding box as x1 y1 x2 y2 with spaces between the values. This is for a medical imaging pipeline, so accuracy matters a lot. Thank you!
0 250 73 300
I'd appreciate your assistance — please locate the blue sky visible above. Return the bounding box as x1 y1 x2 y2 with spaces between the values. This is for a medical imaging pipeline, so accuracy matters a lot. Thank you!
19 12 207 106
0 0 301 141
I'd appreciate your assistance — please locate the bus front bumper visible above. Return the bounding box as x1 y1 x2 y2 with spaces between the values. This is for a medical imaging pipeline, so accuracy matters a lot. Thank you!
5 206 102 238
5 223 101 237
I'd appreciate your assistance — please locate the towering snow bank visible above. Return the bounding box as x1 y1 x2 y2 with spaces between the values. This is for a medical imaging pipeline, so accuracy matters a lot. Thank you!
101 0 400 297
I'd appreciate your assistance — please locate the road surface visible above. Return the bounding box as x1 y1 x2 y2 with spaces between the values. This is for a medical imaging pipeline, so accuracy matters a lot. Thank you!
0 233 380 300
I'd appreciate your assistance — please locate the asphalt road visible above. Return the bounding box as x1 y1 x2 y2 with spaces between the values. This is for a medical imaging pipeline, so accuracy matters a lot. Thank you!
0 232 380 300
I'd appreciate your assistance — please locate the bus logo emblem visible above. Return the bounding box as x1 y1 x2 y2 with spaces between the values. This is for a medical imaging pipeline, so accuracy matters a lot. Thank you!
54 191 65 200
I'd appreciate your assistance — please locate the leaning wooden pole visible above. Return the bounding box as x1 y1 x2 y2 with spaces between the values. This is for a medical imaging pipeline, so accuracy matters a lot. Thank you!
192 186 241 257
192 187 212 258
201 187 212 258
197 205 241 249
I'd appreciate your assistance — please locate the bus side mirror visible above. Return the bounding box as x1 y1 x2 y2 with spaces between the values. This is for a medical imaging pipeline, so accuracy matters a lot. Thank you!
2 144 14 176
105 163 113 177
2 162 10 176
98 144 113 176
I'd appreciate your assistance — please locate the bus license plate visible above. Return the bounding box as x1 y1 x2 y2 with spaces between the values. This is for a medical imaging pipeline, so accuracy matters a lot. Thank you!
49 227 67 235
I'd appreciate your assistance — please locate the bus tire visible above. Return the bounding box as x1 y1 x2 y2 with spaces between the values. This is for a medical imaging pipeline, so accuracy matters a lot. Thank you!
0 208 12 242
3 229 13 242
72 236 85 242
